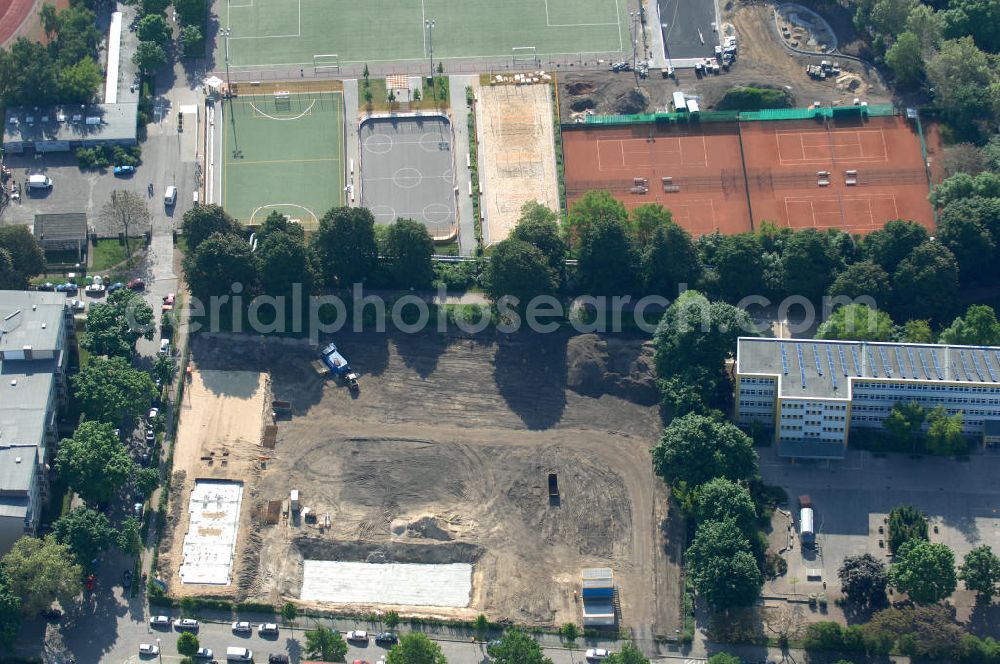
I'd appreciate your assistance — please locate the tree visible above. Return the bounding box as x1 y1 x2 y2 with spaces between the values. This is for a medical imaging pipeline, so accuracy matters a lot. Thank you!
256 222 314 298
893 240 959 322
629 203 673 244
925 406 966 456
173 0 207 25
303 625 348 661
0 568 21 649
986 135 1000 171
888 504 929 553
83 289 155 359
604 643 650 664
181 205 241 251
943 0 1000 52
312 206 378 288
959 545 1000 601
925 38 997 131
56 421 136 506
817 304 895 341
385 219 435 288
1 536 82 615
691 478 757 542
100 190 151 267
577 214 638 295
687 519 763 609
0 38 59 105
838 553 889 608
884 401 926 449
862 219 928 275
483 239 557 309
57 57 103 103
931 173 1000 209
179 25 203 58
140 0 171 16
870 0 919 37
52 507 117 571
0 224 45 287
384 609 400 629
886 32 925 87
510 202 567 280
133 41 168 73
643 222 701 296
386 632 447 664
183 232 259 303
827 260 892 305
942 142 990 178
564 190 628 250
280 601 298 629
153 353 176 386
118 515 142 556
939 305 1000 346
937 213 994 284
905 4 944 50
559 622 578 642
709 232 765 302
71 356 157 424
901 319 934 343
653 413 758 491
803 621 846 652
137 14 172 45
473 614 489 640
706 655 740 664
40 3 57 37
177 632 199 656
781 229 839 302
136 467 160 497
0 249 18 290
862 605 964 660
889 540 957 604
486 629 553 664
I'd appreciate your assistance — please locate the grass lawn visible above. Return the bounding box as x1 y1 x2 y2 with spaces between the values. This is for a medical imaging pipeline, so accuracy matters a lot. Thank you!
91 238 143 272
361 76 450 112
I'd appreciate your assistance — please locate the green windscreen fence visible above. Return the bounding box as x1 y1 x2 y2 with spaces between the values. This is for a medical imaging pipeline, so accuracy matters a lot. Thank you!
578 104 898 126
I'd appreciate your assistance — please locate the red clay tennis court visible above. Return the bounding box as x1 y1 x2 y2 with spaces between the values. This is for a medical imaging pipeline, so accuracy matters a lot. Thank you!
562 113 935 236
562 123 752 236
740 115 934 234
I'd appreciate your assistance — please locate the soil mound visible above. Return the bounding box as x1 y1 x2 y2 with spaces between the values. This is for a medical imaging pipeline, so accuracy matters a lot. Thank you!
566 81 595 95
566 334 658 404
614 87 649 114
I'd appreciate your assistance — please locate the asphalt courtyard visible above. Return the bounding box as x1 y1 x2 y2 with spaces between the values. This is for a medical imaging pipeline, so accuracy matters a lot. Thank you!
359 116 456 239
657 0 719 59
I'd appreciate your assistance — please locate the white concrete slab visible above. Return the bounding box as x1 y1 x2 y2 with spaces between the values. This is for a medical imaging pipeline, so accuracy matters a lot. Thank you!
300 560 472 607
179 481 244 585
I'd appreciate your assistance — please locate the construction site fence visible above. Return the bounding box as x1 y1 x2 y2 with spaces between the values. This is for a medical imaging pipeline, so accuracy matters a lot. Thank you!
576 104 898 127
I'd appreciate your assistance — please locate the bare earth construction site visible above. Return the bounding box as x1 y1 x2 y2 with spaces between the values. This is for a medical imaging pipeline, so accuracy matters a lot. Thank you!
171 331 678 639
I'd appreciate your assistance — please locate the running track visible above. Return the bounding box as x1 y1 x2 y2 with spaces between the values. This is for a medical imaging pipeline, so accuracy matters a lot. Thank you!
0 0 38 46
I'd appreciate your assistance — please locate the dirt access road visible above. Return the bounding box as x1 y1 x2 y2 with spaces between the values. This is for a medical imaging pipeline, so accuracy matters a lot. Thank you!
188 330 680 644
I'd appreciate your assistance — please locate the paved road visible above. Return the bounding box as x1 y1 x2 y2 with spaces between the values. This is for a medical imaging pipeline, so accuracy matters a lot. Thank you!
448 74 478 255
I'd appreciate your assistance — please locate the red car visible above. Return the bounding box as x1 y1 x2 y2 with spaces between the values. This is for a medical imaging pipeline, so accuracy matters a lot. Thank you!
128 278 145 291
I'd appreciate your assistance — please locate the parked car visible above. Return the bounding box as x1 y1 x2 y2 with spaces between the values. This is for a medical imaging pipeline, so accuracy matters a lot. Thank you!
159 339 170 354
84 282 105 296
259 623 279 635
107 282 125 294
268 655 289 664
585 648 609 661
375 632 398 645
122 569 132 589
69 299 86 313
55 282 78 294
232 621 252 633
346 630 369 642
26 174 53 189
37 282 55 291
128 278 145 291
194 647 214 659
146 428 155 443
163 293 175 306
148 407 159 420
114 165 136 176
174 618 199 630
138 643 159 656
149 615 170 627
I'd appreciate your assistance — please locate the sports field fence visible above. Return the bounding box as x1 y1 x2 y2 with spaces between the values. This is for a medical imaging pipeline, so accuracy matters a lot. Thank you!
577 104 898 127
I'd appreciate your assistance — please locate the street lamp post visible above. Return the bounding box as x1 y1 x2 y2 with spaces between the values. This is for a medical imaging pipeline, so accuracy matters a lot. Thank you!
156 638 161 663
221 27 232 94
629 11 640 85
426 20 436 79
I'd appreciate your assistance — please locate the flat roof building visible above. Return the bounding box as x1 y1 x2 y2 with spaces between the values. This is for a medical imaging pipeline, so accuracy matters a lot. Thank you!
34 213 88 258
736 337 1000 459
0 291 70 553
3 103 138 153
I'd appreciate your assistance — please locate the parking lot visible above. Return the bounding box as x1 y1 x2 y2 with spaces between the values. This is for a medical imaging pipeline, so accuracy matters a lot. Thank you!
762 447 1000 610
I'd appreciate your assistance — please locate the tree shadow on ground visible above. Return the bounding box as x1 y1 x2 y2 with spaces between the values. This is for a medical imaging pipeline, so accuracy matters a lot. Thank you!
493 331 567 430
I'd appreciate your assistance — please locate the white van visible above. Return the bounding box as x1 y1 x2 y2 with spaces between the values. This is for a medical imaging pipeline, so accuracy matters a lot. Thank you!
164 185 177 206
226 646 253 661
27 174 53 189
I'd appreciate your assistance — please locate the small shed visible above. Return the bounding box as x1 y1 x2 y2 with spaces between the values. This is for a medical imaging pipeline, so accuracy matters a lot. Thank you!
33 213 88 261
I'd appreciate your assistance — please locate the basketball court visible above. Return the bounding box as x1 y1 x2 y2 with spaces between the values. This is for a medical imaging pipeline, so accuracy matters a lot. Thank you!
222 88 345 227
562 123 752 236
359 116 457 240
222 0 628 69
741 115 934 234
